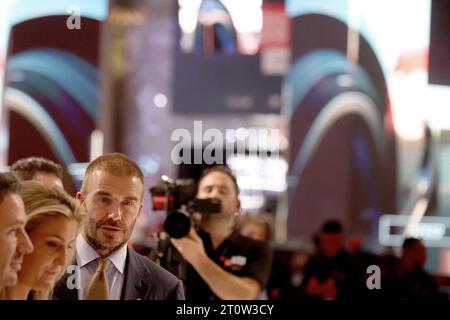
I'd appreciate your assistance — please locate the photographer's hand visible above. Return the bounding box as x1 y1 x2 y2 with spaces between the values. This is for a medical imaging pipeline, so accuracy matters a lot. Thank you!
170 228 261 300
170 228 207 265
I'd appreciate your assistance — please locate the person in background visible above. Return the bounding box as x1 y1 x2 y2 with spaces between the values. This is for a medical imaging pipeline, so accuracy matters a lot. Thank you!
237 212 273 242
298 219 360 300
11 157 64 189
0 174 33 292
384 237 440 300
236 212 275 299
1 181 84 299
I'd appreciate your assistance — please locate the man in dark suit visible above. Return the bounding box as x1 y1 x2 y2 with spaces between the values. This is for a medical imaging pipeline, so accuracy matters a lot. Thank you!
53 153 184 300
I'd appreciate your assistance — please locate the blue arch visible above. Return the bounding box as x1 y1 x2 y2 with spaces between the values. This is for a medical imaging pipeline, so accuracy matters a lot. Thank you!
9 48 98 120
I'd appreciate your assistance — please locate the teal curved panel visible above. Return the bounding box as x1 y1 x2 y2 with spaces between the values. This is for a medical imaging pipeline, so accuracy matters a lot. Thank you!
8 0 108 27
8 48 98 119
6 88 77 164
282 49 379 117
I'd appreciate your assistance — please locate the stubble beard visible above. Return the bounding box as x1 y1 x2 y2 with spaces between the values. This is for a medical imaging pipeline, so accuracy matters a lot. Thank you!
83 218 136 256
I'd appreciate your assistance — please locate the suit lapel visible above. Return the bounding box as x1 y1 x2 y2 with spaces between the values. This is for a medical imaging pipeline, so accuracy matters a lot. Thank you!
55 246 154 300
121 247 152 300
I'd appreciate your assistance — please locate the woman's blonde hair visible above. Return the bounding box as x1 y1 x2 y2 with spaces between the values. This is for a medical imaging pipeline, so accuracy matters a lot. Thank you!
9 181 85 300
20 181 85 234
236 212 274 241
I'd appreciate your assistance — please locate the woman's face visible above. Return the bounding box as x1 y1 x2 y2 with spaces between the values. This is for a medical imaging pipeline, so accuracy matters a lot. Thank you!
240 222 268 242
18 216 78 291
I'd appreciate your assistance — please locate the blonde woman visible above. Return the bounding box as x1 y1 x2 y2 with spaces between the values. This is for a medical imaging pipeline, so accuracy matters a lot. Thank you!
237 212 274 242
1 181 84 299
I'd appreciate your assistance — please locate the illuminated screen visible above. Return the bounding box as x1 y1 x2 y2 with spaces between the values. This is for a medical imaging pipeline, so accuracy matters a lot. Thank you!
178 0 262 55
173 0 284 114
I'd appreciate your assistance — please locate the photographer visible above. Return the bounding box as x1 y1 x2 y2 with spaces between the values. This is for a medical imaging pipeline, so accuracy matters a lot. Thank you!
169 166 273 300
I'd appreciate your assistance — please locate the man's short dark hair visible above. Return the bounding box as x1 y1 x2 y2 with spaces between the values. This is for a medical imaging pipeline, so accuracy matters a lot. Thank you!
11 157 63 181
198 165 239 196
0 173 20 204
402 237 422 251
81 153 144 194
320 219 343 234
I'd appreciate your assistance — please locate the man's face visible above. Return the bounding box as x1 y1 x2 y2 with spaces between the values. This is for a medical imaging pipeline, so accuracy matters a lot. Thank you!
78 170 143 253
196 171 240 220
240 222 267 241
415 242 427 267
0 193 33 288
404 242 427 269
320 232 344 258
32 172 63 189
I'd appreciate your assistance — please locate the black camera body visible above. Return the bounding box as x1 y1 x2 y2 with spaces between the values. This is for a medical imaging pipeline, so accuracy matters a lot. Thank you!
150 175 221 238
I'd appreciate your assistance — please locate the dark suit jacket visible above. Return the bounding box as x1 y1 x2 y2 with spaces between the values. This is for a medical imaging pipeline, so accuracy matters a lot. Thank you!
53 246 185 300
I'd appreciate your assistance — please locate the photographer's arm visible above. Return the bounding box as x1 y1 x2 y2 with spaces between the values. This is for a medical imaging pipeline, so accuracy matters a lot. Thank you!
171 229 261 300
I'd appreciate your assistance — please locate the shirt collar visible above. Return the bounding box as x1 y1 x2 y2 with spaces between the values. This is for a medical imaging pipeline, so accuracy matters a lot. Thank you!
76 234 128 274
197 229 238 253
108 242 127 274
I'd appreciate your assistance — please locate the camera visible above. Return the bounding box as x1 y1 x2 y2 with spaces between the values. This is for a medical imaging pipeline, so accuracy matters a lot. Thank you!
149 175 221 238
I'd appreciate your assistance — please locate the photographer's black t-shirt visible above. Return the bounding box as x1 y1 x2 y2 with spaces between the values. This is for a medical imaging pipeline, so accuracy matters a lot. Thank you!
185 229 273 300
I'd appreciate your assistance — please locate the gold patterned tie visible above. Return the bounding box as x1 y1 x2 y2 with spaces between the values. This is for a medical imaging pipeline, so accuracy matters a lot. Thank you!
85 258 111 300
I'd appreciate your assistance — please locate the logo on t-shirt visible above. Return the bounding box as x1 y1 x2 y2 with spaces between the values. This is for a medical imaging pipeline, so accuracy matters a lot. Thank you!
220 255 247 271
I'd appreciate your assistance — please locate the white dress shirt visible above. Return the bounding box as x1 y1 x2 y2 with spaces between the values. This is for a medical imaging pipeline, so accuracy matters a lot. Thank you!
76 234 127 300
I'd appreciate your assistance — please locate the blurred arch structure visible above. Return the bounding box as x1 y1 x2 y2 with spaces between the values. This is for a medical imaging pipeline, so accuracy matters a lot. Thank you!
278 1 437 251
1 0 108 191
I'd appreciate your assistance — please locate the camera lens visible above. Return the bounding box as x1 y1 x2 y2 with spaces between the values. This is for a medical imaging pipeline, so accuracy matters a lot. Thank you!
164 210 191 238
